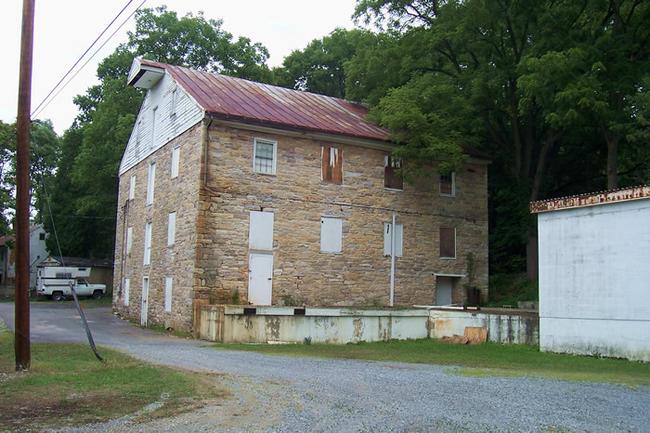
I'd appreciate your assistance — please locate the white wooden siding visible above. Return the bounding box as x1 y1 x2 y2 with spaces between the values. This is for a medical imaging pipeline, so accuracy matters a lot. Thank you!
119 72 203 175
249 211 274 250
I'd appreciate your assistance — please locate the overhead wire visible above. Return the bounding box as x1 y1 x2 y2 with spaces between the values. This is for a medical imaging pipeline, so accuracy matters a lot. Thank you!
31 0 147 119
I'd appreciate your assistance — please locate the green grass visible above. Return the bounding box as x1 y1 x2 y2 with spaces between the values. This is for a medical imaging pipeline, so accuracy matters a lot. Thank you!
215 339 650 386
0 326 224 432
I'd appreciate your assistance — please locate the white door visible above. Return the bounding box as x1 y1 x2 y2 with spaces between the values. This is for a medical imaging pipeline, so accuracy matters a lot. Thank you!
248 253 273 305
436 276 453 306
141 277 149 326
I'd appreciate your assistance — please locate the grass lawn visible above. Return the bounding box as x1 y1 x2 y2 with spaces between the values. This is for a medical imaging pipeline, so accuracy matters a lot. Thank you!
0 326 224 432
216 339 650 387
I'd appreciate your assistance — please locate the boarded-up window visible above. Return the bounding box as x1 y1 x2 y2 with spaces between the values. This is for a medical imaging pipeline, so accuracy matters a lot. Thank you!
151 106 158 149
383 223 403 257
253 138 277 174
320 217 343 253
126 226 133 255
440 171 455 196
249 211 274 250
123 278 130 306
128 175 136 200
440 227 456 258
164 277 173 312
384 156 403 190
322 146 343 184
167 212 176 247
146 162 156 205
144 222 152 265
171 146 180 178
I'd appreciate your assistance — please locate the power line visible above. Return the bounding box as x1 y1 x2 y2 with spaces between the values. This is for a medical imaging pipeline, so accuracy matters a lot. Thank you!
31 0 146 118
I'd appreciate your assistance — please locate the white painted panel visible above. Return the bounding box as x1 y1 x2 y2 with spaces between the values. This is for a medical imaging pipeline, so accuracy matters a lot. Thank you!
167 212 176 246
143 222 152 265
128 175 136 200
119 72 204 175
164 277 173 312
141 277 149 326
123 278 130 306
146 162 156 205
126 226 133 254
171 145 180 178
538 199 650 360
320 217 342 253
383 223 403 257
249 211 274 250
435 277 453 305
248 253 273 305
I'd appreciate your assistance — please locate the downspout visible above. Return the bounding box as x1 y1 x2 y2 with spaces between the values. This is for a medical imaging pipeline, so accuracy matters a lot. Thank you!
389 211 396 307
201 116 213 187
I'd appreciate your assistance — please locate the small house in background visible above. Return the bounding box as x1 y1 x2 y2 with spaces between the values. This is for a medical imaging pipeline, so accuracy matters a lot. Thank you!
532 185 650 361
0 224 49 289
38 256 114 293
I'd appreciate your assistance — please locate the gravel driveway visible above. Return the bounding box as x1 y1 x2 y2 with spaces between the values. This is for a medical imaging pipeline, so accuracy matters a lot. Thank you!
1 302 649 433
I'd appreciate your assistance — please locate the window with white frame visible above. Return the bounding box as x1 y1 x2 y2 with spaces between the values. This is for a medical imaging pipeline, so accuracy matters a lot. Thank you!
146 162 156 205
171 145 180 178
123 278 130 306
253 138 277 174
320 217 343 253
126 226 133 255
167 212 176 247
383 222 403 257
164 277 173 312
439 171 456 196
143 222 152 265
128 175 136 200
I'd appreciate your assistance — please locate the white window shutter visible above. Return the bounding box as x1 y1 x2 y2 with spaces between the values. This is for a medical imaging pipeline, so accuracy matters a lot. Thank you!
123 278 130 306
320 217 343 253
126 226 133 254
144 222 152 265
167 212 176 246
171 146 180 178
129 175 136 200
164 277 173 312
383 223 403 257
146 162 156 205
249 211 274 250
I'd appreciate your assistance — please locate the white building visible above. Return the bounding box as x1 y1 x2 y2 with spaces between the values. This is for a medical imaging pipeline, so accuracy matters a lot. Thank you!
0 224 49 288
532 185 650 361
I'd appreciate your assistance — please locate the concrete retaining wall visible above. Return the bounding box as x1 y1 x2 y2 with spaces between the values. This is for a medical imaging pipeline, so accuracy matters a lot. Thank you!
428 308 538 345
199 305 539 345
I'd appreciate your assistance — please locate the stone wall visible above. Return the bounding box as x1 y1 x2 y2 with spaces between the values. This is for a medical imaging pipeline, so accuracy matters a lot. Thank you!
194 123 489 308
113 123 203 331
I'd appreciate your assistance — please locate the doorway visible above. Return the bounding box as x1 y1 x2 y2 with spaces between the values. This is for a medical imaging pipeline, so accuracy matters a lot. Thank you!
141 276 149 326
248 253 273 305
435 276 454 306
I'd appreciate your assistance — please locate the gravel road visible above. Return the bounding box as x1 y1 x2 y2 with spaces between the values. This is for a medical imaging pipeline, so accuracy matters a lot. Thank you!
1 302 649 433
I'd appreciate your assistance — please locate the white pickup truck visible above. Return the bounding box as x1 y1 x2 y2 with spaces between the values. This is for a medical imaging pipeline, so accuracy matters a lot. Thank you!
36 266 107 301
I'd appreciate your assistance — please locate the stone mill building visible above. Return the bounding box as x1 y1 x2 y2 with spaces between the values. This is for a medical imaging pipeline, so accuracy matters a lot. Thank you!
112 58 489 331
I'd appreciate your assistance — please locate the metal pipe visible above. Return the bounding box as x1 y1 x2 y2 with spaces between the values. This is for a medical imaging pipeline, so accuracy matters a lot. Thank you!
14 0 35 371
389 212 396 307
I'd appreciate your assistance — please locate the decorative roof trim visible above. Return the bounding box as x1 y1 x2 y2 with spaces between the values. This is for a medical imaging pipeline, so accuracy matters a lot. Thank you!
530 185 650 214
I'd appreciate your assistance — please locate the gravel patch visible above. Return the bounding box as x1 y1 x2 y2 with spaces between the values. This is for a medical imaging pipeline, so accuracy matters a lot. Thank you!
1 303 649 433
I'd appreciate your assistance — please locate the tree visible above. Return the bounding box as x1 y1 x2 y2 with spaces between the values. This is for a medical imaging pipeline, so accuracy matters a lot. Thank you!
274 28 376 98
45 7 274 259
352 0 649 276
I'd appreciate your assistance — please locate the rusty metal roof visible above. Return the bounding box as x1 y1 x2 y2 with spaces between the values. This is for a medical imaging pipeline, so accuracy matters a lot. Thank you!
530 185 650 214
140 59 391 142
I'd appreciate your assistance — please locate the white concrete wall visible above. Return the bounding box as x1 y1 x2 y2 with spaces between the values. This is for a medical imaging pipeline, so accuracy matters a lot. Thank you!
538 199 650 361
119 72 203 175
428 309 538 344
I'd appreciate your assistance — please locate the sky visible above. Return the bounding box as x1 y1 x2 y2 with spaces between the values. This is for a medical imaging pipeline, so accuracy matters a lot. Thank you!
0 0 357 134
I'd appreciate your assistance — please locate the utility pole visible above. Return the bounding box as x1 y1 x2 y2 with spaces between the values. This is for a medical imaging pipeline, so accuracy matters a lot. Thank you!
15 0 35 371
